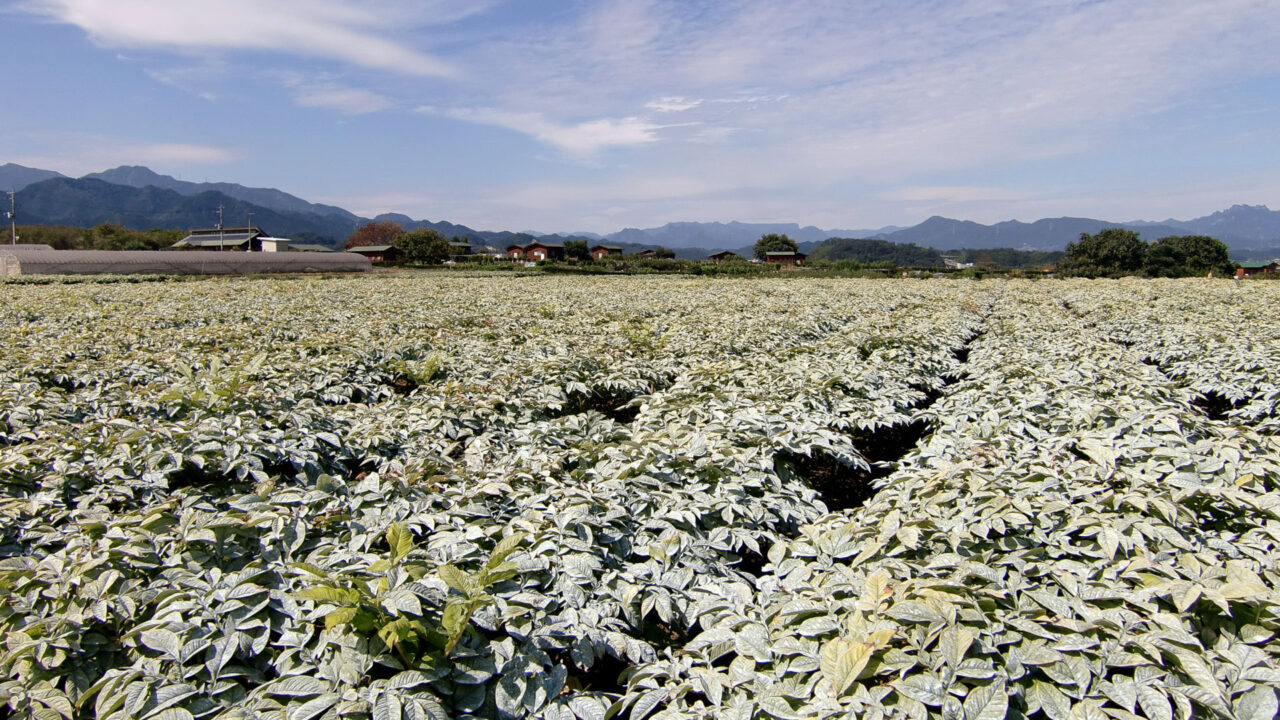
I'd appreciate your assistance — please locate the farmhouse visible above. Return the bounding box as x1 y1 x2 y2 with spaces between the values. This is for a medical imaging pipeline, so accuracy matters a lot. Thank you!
524 242 564 261
766 251 807 266
346 245 401 263
709 251 742 262
1236 261 1278 278
634 249 657 259
590 245 623 260
507 242 565 261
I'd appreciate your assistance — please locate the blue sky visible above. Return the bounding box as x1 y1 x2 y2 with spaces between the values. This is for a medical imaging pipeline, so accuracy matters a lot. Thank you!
2 0 1279 234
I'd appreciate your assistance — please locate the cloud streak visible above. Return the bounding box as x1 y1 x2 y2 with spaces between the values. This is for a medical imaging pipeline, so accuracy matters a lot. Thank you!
20 0 456 76
10 135 237 177
421 106 668 156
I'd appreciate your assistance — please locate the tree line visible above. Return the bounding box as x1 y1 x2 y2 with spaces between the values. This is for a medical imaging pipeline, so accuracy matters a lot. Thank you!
9 223 185 250
1058 229 1235 277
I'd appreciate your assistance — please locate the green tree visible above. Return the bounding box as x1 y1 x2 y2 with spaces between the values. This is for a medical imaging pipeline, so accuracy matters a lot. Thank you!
564 239 591 261
654 245 676 259
1058 228 1146 277
396 228 450 264
754 233 799 260
1144 235 1234 278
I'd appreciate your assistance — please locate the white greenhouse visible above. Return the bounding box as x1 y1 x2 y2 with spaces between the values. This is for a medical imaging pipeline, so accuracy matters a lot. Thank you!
0 249 371 276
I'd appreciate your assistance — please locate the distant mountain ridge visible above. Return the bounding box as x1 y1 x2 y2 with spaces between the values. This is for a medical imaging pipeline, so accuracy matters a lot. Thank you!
605 221 895 251
6 162 1280 255
17 178 352 244
0 163 66 191
83 166 363 229
869 216 1192 252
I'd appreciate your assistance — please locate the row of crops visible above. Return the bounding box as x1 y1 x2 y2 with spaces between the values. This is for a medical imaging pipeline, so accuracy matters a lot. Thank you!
0 276 1277 720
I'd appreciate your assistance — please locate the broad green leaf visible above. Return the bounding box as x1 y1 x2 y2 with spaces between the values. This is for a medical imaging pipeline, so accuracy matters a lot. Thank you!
386 523 413 562
963 681 1007 720
267 676 329 697
139 629 182 658
896 674 946 706
1234 687 1279 720
820 638 873 696
488 532 527 567
438 564 471 594
296 586 360 606
287 693 340 720
325 607 359 629
887 601 945 624
1136 686 1172 720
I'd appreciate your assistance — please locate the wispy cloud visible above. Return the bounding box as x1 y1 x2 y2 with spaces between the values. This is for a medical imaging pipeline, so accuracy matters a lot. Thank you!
294 86 393 115
11 135 237 177
19 0 456 76
646 97 701 113
421 106 667 156
273 72 394 115
880 186 1029 204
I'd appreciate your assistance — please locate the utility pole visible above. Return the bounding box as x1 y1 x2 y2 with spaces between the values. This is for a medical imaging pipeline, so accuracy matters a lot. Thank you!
246 211 253 252
7 190 15 245
217 204 225 251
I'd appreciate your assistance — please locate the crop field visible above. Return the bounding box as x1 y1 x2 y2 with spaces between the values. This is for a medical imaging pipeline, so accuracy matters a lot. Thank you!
1 275 1278 720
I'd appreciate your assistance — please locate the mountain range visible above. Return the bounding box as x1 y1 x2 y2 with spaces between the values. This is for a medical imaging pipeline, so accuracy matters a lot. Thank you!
3 162 1279 257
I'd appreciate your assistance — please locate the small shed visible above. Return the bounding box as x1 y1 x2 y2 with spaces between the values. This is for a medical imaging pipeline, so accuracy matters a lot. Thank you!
1236 261 1278 278
590 245 623 260
506 244 528 259
347 245 401 263
635 249 657 259
709 251 741 262
259 237 291 253
765 251 807 266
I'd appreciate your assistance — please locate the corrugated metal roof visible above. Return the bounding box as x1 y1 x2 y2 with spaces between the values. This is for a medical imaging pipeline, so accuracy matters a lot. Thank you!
348 245 395 253
0 249 370 276
174 234 254 247
186 226 264 237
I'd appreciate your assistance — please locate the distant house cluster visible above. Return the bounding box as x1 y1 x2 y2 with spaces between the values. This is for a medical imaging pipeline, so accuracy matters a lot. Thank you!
504 242 628 261
501 243 806 265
